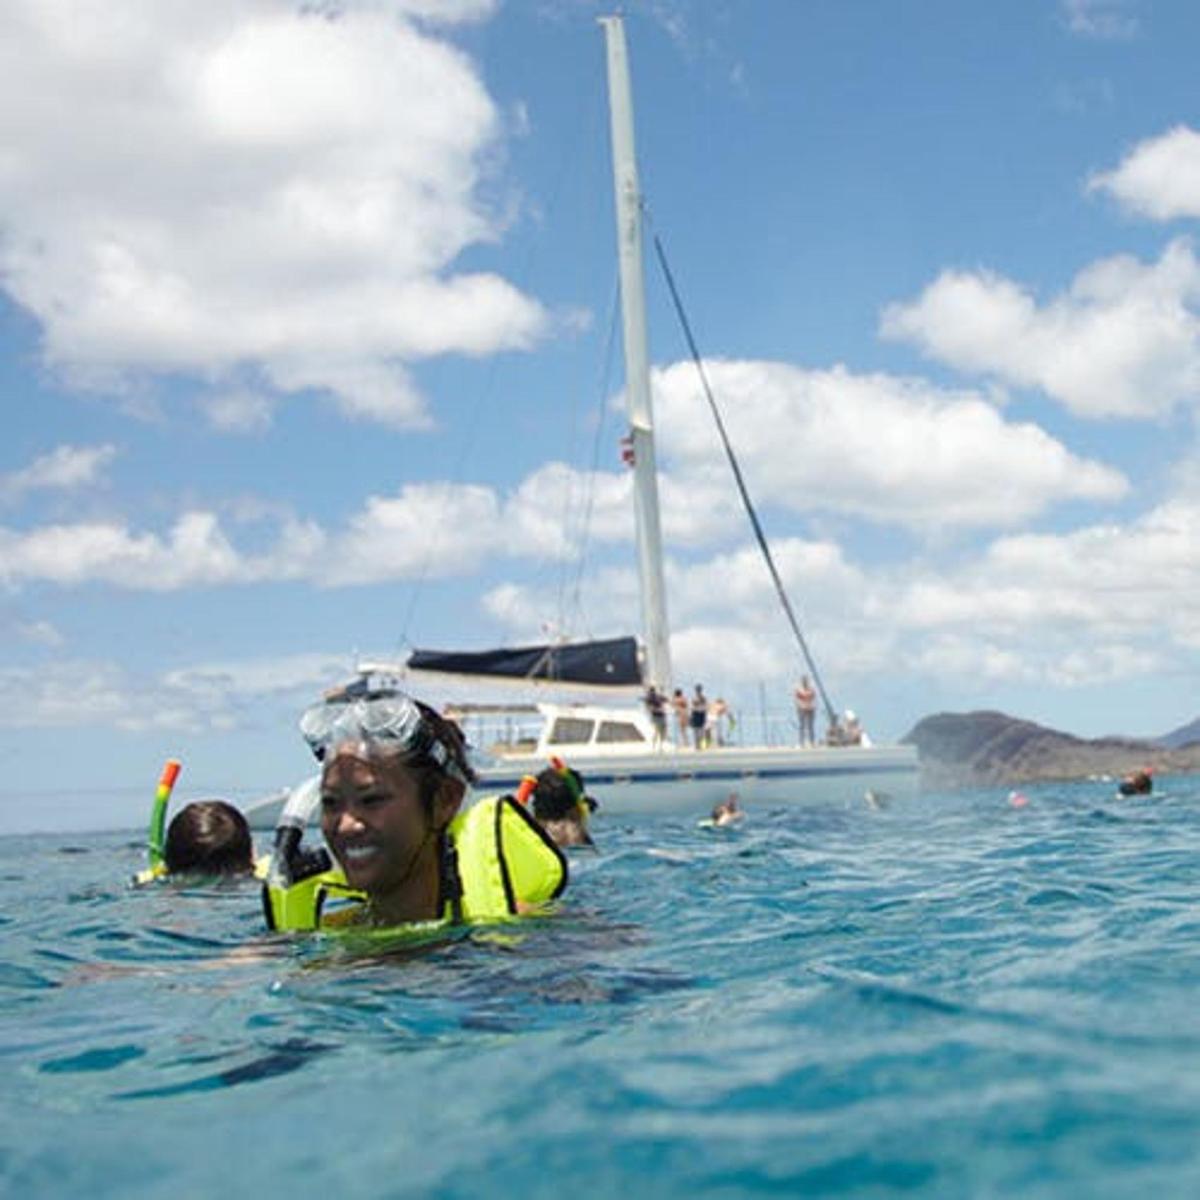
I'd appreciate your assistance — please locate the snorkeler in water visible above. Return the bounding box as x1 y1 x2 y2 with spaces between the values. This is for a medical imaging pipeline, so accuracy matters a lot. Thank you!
709 793 744 827
263 679 568 931
1118 769 1153 797
529 763 597 848
164 801 255 876
135 760 257 884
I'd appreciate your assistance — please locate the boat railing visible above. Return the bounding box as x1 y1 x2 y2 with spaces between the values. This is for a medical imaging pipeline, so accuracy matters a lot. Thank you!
451 708 545 758
457 703 849 756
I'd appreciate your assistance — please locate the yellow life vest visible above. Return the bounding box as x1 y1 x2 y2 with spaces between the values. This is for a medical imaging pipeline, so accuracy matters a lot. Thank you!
261 794 567 932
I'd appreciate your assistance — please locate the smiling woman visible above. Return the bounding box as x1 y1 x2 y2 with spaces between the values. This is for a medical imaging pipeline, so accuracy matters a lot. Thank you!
263 680 568 931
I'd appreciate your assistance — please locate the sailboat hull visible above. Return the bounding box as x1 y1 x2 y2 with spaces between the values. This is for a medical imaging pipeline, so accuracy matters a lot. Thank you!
476 743 919 816
240 743 918 829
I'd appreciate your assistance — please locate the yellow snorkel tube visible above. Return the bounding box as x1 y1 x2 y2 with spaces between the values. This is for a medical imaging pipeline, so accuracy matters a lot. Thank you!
135 758 181 885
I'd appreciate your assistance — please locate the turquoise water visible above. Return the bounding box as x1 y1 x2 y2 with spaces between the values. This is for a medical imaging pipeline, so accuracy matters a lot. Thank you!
4 778 1200 1198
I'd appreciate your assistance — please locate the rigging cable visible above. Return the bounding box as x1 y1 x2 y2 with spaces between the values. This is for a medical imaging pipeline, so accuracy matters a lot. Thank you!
564 272 623 635
649 223 840 728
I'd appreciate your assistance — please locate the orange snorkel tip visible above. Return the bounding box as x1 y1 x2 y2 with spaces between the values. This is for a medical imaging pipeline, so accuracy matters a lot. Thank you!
158 759 182 793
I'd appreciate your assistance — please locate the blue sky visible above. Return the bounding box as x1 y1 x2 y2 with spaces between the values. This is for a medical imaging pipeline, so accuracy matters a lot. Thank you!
3 0 1200 832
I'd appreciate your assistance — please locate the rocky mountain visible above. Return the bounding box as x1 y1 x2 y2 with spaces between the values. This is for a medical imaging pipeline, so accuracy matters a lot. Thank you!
1159 716 1200 749
903 710 1200 789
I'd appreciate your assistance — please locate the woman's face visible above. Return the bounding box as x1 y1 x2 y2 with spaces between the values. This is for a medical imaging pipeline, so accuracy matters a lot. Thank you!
319 751 438 898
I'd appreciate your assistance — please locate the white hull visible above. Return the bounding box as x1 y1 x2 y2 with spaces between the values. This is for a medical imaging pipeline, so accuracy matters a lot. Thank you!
241 742 918 829
477 742 918 815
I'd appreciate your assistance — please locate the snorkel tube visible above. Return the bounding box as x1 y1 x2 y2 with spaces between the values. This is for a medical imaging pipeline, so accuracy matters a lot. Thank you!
144 759 182 880
267 775 330 889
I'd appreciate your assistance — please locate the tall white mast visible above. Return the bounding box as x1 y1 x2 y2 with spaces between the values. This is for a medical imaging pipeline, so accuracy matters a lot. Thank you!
600 14 673 694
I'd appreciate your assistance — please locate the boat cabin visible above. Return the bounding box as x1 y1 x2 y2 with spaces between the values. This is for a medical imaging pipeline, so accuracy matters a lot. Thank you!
448 701 657 761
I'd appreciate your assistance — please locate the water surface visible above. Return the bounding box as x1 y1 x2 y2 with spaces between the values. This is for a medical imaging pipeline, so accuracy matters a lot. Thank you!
4 778 1200 1197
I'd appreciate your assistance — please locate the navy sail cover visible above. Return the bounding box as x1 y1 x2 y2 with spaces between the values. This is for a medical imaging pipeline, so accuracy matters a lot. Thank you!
407 636 641 687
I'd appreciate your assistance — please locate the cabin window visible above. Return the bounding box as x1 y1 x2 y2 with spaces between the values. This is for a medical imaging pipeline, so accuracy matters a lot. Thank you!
596 721 645 744
548 717 594 745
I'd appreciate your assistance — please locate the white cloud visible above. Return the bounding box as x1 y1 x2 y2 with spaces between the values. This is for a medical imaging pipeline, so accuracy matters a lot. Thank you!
202 389 276 434
0 347 1134 594
668 538 862 625
3 491 1196 730
1 443 118 499
0 649 356 733
0 0 546 427
1060 0 1138 39
472 484 1200 699
161 651 359 705
651 360 1128 526
1089 125 1200 220
871 497 1200 688
0 511 324 590
0 660 133 729
880 240 1200 419
14 619 65 648
323 482 502 585
372 2 499 27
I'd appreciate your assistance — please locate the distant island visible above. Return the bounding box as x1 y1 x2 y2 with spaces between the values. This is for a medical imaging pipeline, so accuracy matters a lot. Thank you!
902 710 1200 789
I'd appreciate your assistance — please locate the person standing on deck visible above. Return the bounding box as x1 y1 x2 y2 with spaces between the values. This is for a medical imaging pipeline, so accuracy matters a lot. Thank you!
689 684 709 750
644 685 668 749
671 688 689 746
794 676 817 746
708 697 730 747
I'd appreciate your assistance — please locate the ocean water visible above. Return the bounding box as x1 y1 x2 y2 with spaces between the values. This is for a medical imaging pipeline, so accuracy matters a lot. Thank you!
4 778 1200 1199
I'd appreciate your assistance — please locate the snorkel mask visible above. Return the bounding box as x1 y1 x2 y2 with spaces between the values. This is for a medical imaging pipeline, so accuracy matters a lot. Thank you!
298 677 470 785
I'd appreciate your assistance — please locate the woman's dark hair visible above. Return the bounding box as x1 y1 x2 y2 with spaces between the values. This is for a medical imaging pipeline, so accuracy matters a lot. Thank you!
164 801 254 876
407 702 478 816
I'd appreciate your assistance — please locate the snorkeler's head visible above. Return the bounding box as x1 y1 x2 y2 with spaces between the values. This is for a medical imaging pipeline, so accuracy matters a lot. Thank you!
164 800 254 876
531 766 596 822
299 679 477 796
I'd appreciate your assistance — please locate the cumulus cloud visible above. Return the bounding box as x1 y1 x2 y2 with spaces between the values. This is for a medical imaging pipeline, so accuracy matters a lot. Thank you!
0 511 325 590
14 619 65 648
5 494 1196 727
875 498 1200 685
1060 0 1138 39
0 0 546 428
323 482 502 584
1089 125 1200 221
0 649 356 732
880 240 1200 419
1 444 118 500
161 651 361 707
473 486 1200 699
651 360 1127 526
474 532 875 687
201 388 276 434
0 481 550 592
0 349 1136 594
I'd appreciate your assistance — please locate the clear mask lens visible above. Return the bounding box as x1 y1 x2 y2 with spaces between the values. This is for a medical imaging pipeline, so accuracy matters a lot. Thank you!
298 688 466 783
300 693 423 758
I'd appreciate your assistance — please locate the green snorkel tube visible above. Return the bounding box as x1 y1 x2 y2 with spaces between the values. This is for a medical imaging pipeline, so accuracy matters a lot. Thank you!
137 758 181 885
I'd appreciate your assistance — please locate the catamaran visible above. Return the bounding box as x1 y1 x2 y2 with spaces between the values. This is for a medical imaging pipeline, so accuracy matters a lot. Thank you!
244 15 918 827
